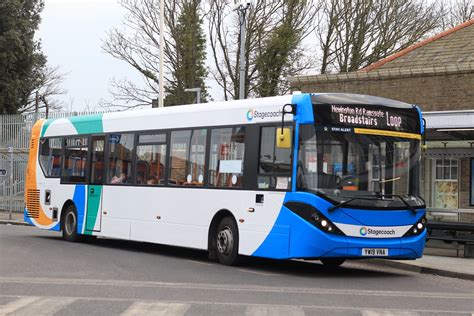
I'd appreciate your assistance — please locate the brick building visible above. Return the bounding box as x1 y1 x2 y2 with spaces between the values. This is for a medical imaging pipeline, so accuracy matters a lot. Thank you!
290 20 474 219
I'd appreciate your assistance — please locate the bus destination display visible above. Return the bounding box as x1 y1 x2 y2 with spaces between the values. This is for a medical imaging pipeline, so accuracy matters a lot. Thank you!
314 104 420 133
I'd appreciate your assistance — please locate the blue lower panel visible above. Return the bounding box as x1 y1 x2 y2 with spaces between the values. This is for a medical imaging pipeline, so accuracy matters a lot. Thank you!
252 206 426 260
73 185 86 234
23 208 33 225
50 222 60 231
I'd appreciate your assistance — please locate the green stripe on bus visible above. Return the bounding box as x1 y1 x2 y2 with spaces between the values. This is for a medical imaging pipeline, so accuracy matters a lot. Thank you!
69 114 104 135
85 185 102 234
40 119 55 137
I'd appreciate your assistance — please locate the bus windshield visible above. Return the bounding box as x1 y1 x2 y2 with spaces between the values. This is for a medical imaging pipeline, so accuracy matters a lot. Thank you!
297 125 425 209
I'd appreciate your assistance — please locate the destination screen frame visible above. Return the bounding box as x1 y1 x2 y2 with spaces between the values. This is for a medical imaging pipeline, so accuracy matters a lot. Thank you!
313 103 421 134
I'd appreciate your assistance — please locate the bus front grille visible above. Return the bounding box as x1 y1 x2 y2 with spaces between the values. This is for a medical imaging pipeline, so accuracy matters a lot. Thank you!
26 189 40 218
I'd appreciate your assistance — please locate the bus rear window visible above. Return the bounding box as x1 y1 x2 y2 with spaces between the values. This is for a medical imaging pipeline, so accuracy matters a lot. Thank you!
39 138 62 178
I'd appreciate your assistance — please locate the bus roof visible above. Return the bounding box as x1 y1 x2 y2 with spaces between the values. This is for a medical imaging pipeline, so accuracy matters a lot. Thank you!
39 93 418 137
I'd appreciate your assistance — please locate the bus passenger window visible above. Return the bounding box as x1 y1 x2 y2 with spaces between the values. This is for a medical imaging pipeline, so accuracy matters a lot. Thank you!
136 133 167 185
62 137 88 183
39 137 62 177
169 129 207 186
107 133 134 185
90 137 105 184
208 127 245 188
258 126 293 190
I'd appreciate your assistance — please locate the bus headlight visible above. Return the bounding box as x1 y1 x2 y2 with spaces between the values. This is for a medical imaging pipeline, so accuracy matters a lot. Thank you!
404 217 426 237
284 202 345 236
310 212 343 235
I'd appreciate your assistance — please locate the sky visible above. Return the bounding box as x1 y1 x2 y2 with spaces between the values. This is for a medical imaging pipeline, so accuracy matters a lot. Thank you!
37 0 142 111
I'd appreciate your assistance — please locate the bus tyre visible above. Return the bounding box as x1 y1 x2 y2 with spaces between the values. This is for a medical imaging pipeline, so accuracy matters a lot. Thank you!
216 217 240 266
62 205 80 242
320 258 345 267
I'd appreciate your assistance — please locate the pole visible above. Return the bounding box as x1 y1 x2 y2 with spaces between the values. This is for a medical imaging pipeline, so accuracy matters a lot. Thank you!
159 0 165 108
238 6 247 100
35 91 39 122
9 146 13 220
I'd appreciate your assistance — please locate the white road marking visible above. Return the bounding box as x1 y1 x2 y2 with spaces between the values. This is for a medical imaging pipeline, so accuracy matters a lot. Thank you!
121 301 190 316
246 305 305 316
361 310 420 316
1 297 76 315
0 297 40 315
184 259 212 266
1 277 472 300
237 268 282 276
0 296 470 315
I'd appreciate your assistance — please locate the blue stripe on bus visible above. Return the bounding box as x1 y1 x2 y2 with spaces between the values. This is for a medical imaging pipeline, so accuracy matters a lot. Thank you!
72 185 87 234
415 105 424 134
23 208 34 226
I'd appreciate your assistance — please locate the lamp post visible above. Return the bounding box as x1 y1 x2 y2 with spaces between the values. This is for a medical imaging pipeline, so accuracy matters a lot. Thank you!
159 0 165 108
185 88 202 104
234 1 251 100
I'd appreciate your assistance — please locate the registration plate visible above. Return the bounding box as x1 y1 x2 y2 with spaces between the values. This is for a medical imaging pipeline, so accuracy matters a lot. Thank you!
362 248 388 256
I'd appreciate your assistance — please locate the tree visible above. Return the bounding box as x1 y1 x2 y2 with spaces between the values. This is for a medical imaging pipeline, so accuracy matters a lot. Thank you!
255 0 316 97
102 0 209 109
164 0 208 106
440 0 473 29
0 0 47 114
316 0 443 74
207 0 317 100
19 66 67 117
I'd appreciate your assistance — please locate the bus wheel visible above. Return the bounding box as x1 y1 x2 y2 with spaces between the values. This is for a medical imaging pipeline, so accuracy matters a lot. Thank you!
216 217 239 266
62 205 80 242
320 258 345 267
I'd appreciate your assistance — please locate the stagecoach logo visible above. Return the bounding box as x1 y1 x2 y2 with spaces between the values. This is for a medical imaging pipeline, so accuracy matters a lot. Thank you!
246 109 254 121
359 226 396 237
246 109 283 122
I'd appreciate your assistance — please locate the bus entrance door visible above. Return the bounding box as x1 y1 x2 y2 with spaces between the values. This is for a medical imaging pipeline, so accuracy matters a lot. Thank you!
85 136 105 232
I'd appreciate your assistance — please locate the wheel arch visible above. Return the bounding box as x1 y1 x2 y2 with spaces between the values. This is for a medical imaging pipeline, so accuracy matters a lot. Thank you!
60 199 76 232
208 209 238 259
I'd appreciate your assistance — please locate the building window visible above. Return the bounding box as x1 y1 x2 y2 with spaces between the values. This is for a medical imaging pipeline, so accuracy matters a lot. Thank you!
169 129 207 186
435 158 458 180
208 127 246 188
470 158 474 206
39 138 62 177
107 133 134 185
136 133 167 185
258 126 292 190
62 137 88 183
433 158 458 209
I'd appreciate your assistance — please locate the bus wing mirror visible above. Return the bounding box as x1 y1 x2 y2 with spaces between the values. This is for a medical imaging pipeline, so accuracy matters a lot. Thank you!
276 128 291 148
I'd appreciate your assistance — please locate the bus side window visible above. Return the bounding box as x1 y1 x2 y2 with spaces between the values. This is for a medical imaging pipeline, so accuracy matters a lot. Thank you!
257 126 293 190
208 127 246 188
106 133 134 185
169 129 207 186
62 137 88 183
136 133 167 185
39 137 62 177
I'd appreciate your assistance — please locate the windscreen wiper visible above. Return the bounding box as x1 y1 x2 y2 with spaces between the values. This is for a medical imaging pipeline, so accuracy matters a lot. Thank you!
382 194 419 213
327 194 421 212
328 197 378 212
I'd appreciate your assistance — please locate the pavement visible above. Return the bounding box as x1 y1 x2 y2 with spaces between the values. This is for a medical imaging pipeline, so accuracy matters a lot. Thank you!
1 211 473 281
